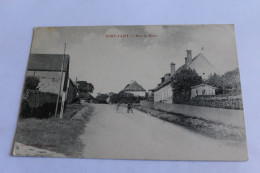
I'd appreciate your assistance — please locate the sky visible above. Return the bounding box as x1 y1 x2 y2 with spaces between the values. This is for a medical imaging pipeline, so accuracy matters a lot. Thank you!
30 25 239 96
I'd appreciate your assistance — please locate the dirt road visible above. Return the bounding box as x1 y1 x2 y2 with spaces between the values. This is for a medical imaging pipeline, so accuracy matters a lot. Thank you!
80 104 247 160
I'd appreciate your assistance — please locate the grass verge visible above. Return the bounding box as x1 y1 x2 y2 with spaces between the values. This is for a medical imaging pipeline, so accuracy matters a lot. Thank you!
14 103 93 157
135 105 246 142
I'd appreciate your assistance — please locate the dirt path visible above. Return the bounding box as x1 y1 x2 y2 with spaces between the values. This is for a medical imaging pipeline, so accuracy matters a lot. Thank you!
80 104 248 160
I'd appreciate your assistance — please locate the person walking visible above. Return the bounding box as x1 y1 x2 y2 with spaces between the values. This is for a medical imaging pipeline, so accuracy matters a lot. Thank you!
116 102 121 112
127 102 133 113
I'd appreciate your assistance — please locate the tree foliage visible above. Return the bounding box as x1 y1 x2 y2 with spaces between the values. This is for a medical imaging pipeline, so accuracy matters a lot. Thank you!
171 68 203 97
76 81 94 93
24 76 40 91
95 93 109 104
101 91 146 104
205 68 241 95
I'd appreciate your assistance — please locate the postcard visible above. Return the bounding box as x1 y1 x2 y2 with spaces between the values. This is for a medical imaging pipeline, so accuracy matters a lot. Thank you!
12 25 248 160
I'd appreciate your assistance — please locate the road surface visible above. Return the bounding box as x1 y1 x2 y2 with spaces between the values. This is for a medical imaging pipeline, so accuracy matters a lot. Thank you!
80 104 247 160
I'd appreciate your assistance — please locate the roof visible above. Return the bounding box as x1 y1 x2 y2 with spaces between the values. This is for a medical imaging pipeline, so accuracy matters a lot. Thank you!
191 83 217 89
151 76 172 92
124 81 146 92
27 54 70 72
69 79 79 89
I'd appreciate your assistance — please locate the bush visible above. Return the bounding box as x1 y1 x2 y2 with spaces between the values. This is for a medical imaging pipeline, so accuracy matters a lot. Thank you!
172 68 202 103
20 99 61 119
20 91 62 119
24 76 40 91
95 94 109 104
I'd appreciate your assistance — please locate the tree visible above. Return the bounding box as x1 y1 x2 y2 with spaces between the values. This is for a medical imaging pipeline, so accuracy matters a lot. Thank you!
221 68 241 90
205 68 241 95
95 93 109 104
171 68 203 102
204 73 222 87
24 76 40 91
76 81 94 93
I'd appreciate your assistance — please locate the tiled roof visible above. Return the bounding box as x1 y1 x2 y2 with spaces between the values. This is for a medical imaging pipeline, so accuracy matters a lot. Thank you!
151 76 173 92
124 81 146 92
27 54 70 72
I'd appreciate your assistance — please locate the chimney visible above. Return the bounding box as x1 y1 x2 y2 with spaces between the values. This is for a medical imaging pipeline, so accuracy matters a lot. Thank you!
164 73 170 80
186 50 192 67
170 62 175 76
161 77 165 83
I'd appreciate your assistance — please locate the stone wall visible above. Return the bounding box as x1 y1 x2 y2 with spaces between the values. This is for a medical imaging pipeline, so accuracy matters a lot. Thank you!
190 96 243 110
140 100 246 128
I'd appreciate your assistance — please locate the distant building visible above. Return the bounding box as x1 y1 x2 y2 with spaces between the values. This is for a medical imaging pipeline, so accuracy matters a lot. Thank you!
152 50 220 103
124 81 146 97
191 84 216 98
67 79 79 103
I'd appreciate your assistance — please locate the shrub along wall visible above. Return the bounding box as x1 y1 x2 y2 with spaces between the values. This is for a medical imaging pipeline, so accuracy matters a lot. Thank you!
172 94 243 110
190 95 243 110
20 90 61 119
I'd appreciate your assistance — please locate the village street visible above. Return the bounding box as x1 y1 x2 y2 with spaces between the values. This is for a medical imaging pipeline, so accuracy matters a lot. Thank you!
80 104 247 160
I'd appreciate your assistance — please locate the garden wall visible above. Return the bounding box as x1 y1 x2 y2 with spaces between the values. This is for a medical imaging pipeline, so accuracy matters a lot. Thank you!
140 101 246 128
190 95 243 110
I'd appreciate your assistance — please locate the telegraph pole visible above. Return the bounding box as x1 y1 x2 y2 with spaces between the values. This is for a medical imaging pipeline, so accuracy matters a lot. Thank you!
55 43 66 118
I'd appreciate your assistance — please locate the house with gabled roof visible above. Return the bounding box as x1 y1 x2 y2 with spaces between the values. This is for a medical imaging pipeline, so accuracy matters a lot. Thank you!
124 80 146 97
25 53 71 117
152 50 220 103
26 54 70 95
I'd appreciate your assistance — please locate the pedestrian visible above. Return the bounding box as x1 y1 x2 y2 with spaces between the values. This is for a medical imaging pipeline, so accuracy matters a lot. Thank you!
127 102 133 113
116 102 121 112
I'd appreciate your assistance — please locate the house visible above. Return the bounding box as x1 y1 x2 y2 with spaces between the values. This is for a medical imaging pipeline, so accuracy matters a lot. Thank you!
67 79 79 103
191 84 217 98
26 53 70 117
152 50 220 103
152 63 175 103
124 80 146 97
26 53 70 95
176 50 221 79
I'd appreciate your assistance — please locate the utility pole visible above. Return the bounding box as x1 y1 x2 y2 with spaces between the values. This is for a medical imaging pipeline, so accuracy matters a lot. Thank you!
55 43 66 118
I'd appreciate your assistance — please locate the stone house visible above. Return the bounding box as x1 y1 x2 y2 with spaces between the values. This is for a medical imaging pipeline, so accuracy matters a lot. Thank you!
152 50 220 103
25 53 70 117
124 80 146 97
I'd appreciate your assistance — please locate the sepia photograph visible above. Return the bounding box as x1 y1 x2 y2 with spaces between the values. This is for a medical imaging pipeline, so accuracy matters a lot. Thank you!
12 25 248 160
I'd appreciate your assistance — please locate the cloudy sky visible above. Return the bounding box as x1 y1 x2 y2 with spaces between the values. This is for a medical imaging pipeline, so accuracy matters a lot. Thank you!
30 25 239 96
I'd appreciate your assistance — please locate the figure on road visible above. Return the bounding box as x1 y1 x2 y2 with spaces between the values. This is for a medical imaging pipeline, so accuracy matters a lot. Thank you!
127 102 133 113
116 102 121 112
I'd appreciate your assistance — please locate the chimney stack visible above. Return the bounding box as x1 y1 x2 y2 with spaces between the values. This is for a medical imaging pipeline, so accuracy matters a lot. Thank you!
161 77 165 83
186 50 192 67
170 62 175 76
